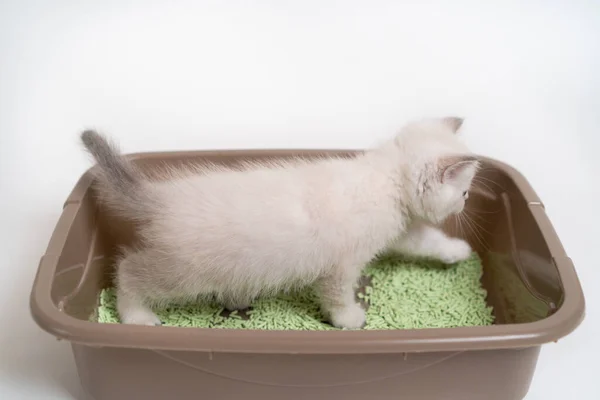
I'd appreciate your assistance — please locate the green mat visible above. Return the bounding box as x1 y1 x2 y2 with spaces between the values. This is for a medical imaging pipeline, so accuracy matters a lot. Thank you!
96 253 494 330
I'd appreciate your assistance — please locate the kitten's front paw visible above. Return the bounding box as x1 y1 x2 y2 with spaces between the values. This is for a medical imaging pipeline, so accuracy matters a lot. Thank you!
329 303 366 329
439 239 472 264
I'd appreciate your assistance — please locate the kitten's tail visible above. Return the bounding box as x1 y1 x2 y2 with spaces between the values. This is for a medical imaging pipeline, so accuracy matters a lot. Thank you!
81 130 158 221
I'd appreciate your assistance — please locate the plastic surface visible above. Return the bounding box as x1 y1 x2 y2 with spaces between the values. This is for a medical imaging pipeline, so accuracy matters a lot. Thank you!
30 150 585 400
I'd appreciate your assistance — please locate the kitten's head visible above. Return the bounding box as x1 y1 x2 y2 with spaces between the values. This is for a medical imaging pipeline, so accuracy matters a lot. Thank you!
391 117 480 224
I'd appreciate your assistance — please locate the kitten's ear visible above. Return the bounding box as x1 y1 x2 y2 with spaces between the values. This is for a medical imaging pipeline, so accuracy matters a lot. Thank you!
442 117 464 133
439 155 479 183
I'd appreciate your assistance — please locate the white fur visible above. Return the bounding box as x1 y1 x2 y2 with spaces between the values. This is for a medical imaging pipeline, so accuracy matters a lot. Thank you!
93 118 478 328
389 221 473 264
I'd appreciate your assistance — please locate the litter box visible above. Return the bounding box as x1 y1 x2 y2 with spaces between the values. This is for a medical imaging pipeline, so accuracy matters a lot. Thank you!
30 149 585 400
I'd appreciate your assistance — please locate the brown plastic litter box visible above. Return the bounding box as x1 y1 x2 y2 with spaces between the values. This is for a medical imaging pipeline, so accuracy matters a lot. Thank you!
30 149 585 400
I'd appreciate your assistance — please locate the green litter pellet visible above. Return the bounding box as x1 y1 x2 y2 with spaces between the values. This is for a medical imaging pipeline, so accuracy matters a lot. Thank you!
96 253 494 330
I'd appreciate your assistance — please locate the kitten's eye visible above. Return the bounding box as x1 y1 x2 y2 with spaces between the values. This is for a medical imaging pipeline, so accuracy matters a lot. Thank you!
463 191 468 198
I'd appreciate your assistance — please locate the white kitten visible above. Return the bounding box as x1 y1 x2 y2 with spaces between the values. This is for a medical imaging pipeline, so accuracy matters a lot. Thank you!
81 117 479 329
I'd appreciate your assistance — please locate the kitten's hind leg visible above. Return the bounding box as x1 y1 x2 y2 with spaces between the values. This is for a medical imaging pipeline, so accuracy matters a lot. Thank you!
115 250 163 326
117 289 162 326
317 262 366 329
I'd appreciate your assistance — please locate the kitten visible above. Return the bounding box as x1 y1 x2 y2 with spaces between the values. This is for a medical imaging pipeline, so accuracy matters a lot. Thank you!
81 117 479 329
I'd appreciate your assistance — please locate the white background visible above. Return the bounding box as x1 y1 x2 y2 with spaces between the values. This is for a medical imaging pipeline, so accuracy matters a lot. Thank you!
1 1 599 399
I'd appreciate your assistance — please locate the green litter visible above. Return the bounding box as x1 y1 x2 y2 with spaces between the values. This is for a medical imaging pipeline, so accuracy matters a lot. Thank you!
96 253 494 330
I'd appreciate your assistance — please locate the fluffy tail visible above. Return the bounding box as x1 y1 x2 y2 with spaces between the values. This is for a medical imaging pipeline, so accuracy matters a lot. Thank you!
81 130 157 221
